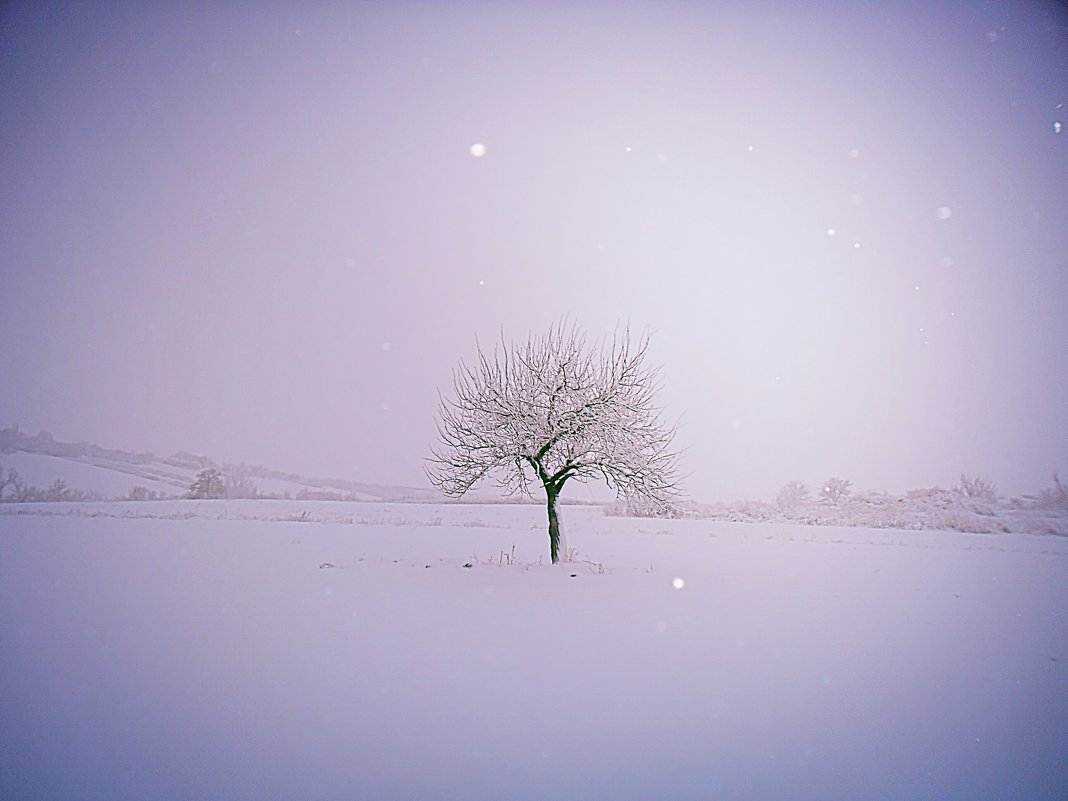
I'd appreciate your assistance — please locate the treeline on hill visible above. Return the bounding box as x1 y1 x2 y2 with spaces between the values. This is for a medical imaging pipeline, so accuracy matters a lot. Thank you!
0 426 155 464
0 462 368 504
0 425 431 503
607 474 1068 536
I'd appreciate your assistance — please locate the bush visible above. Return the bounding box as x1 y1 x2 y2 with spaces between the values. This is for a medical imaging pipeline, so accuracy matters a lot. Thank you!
1026 473 1068 511
126 486 165 501
603 494 683 518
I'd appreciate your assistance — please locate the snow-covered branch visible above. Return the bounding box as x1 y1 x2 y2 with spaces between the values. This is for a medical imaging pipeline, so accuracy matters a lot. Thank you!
427 321 680 502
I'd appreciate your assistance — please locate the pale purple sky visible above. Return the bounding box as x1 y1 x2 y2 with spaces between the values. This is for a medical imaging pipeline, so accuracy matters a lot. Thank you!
1 1 1066 501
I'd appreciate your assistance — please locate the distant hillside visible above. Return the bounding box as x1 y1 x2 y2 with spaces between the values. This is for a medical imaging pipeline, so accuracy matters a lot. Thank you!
0 426 442 503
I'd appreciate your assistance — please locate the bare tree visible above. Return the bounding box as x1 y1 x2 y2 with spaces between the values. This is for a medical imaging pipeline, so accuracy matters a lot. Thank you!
955 473 998 501
776 480 810 513
818 476 853 505
44 478 70 502
427 321 680 563
223 469 259 499
0 465 16 502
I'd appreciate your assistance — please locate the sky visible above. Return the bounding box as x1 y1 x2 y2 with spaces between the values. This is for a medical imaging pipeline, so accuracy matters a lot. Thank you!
1 0 1066 502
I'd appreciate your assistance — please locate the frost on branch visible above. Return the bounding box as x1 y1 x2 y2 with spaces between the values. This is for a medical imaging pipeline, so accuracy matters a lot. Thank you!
818 477 852 506
427 321 680 562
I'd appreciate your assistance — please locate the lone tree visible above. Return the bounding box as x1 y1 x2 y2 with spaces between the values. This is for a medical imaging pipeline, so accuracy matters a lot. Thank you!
427 322 680 563
188 468 226 500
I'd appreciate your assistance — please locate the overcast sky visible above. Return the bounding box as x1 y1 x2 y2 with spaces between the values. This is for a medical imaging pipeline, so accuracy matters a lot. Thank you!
1 1 1066 501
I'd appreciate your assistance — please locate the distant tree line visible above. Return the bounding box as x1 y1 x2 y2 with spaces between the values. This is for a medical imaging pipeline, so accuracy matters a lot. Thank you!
0 425 155 464
0 466 105 503
609 473 1068 535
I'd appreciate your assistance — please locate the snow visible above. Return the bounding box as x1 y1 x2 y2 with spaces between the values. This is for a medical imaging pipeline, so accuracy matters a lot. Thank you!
2 500 1066 800
0 451 185 497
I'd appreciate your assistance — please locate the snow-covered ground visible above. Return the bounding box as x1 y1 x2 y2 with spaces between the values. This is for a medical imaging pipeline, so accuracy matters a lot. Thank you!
2 501 1066 800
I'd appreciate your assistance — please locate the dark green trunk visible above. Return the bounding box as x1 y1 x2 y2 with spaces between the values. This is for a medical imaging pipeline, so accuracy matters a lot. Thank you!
546 487 563 564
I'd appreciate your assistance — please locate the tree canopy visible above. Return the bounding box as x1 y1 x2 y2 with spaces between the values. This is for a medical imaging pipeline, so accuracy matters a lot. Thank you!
427 322 680 562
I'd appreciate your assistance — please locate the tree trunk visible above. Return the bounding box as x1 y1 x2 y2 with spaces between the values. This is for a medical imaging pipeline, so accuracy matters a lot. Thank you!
546 487 568 564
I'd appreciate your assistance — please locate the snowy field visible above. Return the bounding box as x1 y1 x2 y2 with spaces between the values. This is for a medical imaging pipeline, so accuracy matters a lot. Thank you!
2 501 1066 801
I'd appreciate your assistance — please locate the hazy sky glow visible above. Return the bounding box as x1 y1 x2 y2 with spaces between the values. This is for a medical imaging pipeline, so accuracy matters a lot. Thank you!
1 1 1066 500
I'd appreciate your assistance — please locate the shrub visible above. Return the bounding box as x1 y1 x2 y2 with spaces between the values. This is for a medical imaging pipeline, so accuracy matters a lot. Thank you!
1031 473 1068 511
